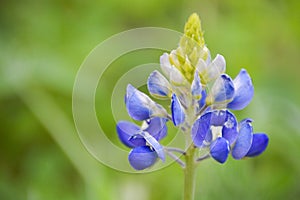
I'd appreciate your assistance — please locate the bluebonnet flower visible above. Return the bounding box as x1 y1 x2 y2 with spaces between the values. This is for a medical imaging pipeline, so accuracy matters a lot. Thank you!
117 117 167 170
117 13 269 170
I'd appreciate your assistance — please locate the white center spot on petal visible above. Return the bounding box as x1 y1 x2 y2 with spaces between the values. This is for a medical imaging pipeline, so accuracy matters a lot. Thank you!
224 117 234 129
211 126 223 141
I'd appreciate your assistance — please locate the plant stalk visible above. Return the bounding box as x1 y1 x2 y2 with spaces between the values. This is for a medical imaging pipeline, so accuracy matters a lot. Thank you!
183 145 197 200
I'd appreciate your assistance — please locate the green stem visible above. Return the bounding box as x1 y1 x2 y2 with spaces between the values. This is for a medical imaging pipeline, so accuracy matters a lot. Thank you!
184 145 197 200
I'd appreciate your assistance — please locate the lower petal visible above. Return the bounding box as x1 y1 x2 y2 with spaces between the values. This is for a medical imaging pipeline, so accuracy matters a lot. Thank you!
232 119 253 159
246 133 269 157
128 146 158 170
210 137 230 164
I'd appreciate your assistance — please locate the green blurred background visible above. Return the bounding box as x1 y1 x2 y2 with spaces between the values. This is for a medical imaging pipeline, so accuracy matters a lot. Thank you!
1 0 300 199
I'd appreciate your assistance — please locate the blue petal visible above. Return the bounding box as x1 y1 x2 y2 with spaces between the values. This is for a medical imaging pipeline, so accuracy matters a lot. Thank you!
191 70 202 98
232 119 253 159
139 131 165 161
227 69 254 110
144 117 168 141
147 70 171 99
246 133 269 157
171 94 185 126
221 111 238 145
209 74 235 103
198 90 207 109
191 114 210 147
126 84 167 120
209 110 227 126
128 146 158 170
210 137 230 164
116 121 145 148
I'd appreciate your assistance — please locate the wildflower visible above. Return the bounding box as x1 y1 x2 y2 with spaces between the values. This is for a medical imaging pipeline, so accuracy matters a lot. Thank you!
116 13 268 171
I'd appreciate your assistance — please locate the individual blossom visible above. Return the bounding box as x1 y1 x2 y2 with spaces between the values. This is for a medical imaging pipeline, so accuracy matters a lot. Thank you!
117 117 167 170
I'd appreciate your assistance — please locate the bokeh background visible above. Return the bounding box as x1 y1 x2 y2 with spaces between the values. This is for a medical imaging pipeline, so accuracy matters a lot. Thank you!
1 0 300 199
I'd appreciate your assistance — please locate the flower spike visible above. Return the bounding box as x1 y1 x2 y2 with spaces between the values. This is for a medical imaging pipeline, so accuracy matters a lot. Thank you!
117 13 268 173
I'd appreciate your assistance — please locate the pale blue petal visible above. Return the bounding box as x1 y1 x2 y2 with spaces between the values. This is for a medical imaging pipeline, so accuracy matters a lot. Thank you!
128 146 157 170
116 121 144 148
147 70 171 99
232 119 253 159
139 131 165 162
126 84 167 120
209 74 235 103
246 133 269 157
210 137 230 164
191 70 202 98
171 94 185 126
227 69 254 110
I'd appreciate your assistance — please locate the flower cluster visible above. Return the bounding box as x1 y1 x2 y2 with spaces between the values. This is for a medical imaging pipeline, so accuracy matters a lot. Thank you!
116 13 269 170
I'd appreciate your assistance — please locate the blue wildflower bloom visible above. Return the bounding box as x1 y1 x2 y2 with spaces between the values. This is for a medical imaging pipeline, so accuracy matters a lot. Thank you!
191 111 268 163
191 110 238 163
117 13 268 171
117 117 167 170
